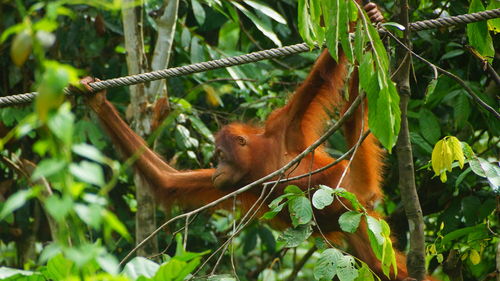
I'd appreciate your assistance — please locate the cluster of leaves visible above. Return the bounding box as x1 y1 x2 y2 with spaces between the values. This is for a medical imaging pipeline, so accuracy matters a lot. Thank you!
261 185 397 281
299 0 401 150
1 234 208 281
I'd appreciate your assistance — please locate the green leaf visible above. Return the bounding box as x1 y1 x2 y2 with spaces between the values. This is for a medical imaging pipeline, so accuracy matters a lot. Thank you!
0 189 34 220
468 0 495 63
0 22 26 43
324 0 340 61
365 73 400 151
298 0 314 46
45 253 76 280
333 188 363 212
190 37 204 64
424 78 438 100
97 253 120 275
232 2 282 47
354 21 365 60
487 1 500 33
122 257 159 280
366 216 384 258
441 224 486 246
468 157 500 191
454 94 471 129
268 193 290 208
103 209 131 240
353 263 374 281
72 143 106 164
69 160 105 186
285 185 303 194
175 125 199 149
153 258 185 281
32 158 66 181
278 224 312 247
243 227 258 254
218 21 240 50
359 52 374 91
338 0 353 63
313 248 342 280
244 0 286 24
419 109 441 144
440 49 464 60
0 267 40 279
45 195 73 222
309 0 324 44
191 0 206 25
188 115 214 142
338 211 362 233
312 187 334 210
261 203 285 220
380 220 397 277
36 62 79 121
409 132 433 154
74 203 103 229
288 196 313 227
181 27 191 49
337 255 358 281
258 226 276 253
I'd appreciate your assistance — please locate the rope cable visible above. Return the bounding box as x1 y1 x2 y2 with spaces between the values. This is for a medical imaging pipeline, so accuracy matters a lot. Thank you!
1 8 499 107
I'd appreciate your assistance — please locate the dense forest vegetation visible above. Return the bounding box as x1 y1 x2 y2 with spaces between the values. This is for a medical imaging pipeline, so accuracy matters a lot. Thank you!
0 0 498 280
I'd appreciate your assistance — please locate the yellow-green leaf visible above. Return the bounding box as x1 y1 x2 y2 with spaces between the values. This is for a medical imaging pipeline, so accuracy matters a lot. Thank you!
431 139 445 175
469 249 481 265
203 85 222 107
443 140 453 172
11 30 33 66
439 172 447 183
448 136 465 168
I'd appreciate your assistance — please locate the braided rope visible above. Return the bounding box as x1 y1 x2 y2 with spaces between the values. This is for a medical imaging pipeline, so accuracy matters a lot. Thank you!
89 43 312 92
409 8 500 31
1 8 499 107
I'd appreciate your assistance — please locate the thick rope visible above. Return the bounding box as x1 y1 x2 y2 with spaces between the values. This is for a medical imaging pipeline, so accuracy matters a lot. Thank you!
1 8 499 107
409 8 500 31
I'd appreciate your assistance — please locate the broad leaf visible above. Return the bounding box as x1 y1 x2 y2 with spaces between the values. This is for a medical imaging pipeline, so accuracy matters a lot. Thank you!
313 248 342 281
338 211 362 233
122 257 159 279
467 0 494 63
288 196 313 227
278 224 312 247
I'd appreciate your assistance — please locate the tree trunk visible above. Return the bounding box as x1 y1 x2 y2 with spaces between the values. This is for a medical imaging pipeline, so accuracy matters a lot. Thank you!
393 1 426 280
121 0 178 258
121 0 158 258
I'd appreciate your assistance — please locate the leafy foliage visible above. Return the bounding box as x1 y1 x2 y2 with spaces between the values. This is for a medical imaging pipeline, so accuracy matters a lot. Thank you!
0 0 498 280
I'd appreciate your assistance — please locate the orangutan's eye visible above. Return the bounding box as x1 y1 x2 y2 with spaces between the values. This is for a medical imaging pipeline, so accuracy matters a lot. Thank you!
236 136 246 146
